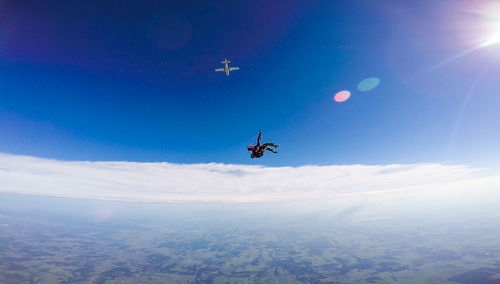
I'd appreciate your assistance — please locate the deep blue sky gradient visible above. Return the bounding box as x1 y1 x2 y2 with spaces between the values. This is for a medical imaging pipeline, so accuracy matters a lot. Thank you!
1 0 499 167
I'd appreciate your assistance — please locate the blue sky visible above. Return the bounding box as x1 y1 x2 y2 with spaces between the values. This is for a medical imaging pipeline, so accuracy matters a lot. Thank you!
1 0 499 167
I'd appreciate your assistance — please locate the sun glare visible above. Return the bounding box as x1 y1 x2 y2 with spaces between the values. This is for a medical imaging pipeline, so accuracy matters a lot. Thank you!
479 18 500 47
479 35 500 48
476 3 500 47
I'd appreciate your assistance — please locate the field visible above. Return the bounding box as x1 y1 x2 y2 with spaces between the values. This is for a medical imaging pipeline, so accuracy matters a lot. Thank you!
0 193 499 283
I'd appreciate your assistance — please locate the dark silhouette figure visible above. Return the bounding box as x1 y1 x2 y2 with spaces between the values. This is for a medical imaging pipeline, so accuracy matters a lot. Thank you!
247 130 279 159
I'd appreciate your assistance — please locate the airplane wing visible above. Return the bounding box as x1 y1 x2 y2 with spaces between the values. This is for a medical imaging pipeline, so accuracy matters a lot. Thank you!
229 67 239 71
215 68 224 72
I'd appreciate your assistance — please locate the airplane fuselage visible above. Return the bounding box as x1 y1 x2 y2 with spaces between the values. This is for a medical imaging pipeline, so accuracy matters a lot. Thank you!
215 59 239 76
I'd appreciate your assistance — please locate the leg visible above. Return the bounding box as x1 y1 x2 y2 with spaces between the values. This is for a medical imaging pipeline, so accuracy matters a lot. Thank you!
265 147 277 154
262 142 278 148
256 130 262 146
262 144 277 154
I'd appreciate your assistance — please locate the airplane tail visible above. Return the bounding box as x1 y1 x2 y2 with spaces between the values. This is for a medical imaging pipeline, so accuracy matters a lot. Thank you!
221 59 230 64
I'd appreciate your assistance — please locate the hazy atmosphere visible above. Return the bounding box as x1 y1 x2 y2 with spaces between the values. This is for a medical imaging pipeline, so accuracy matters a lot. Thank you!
1 0 500 283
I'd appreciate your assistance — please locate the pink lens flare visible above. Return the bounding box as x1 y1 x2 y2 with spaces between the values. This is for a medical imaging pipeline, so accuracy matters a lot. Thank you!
333 90 351 103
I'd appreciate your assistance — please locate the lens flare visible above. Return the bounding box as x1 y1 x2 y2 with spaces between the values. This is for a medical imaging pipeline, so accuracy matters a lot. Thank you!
357 77 380 91
333 90 350 103
478 33 500 47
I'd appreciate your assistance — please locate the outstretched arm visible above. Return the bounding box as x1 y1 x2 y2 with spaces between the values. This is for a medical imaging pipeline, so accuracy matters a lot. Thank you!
257 130 262 146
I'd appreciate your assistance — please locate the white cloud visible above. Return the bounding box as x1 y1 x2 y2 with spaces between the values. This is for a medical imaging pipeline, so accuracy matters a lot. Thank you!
0 153 498 202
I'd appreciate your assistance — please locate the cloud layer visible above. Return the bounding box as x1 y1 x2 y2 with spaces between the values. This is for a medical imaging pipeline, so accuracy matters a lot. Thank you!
0 153 497 202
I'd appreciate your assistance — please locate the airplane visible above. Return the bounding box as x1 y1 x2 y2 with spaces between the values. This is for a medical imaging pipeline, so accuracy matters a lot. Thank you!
215 58 239 76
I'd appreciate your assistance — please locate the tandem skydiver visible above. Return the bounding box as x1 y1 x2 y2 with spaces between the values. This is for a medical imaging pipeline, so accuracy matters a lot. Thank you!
247 130 279 159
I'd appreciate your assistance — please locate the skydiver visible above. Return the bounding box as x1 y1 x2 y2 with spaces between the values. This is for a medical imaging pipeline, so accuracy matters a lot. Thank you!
247 130 279 159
